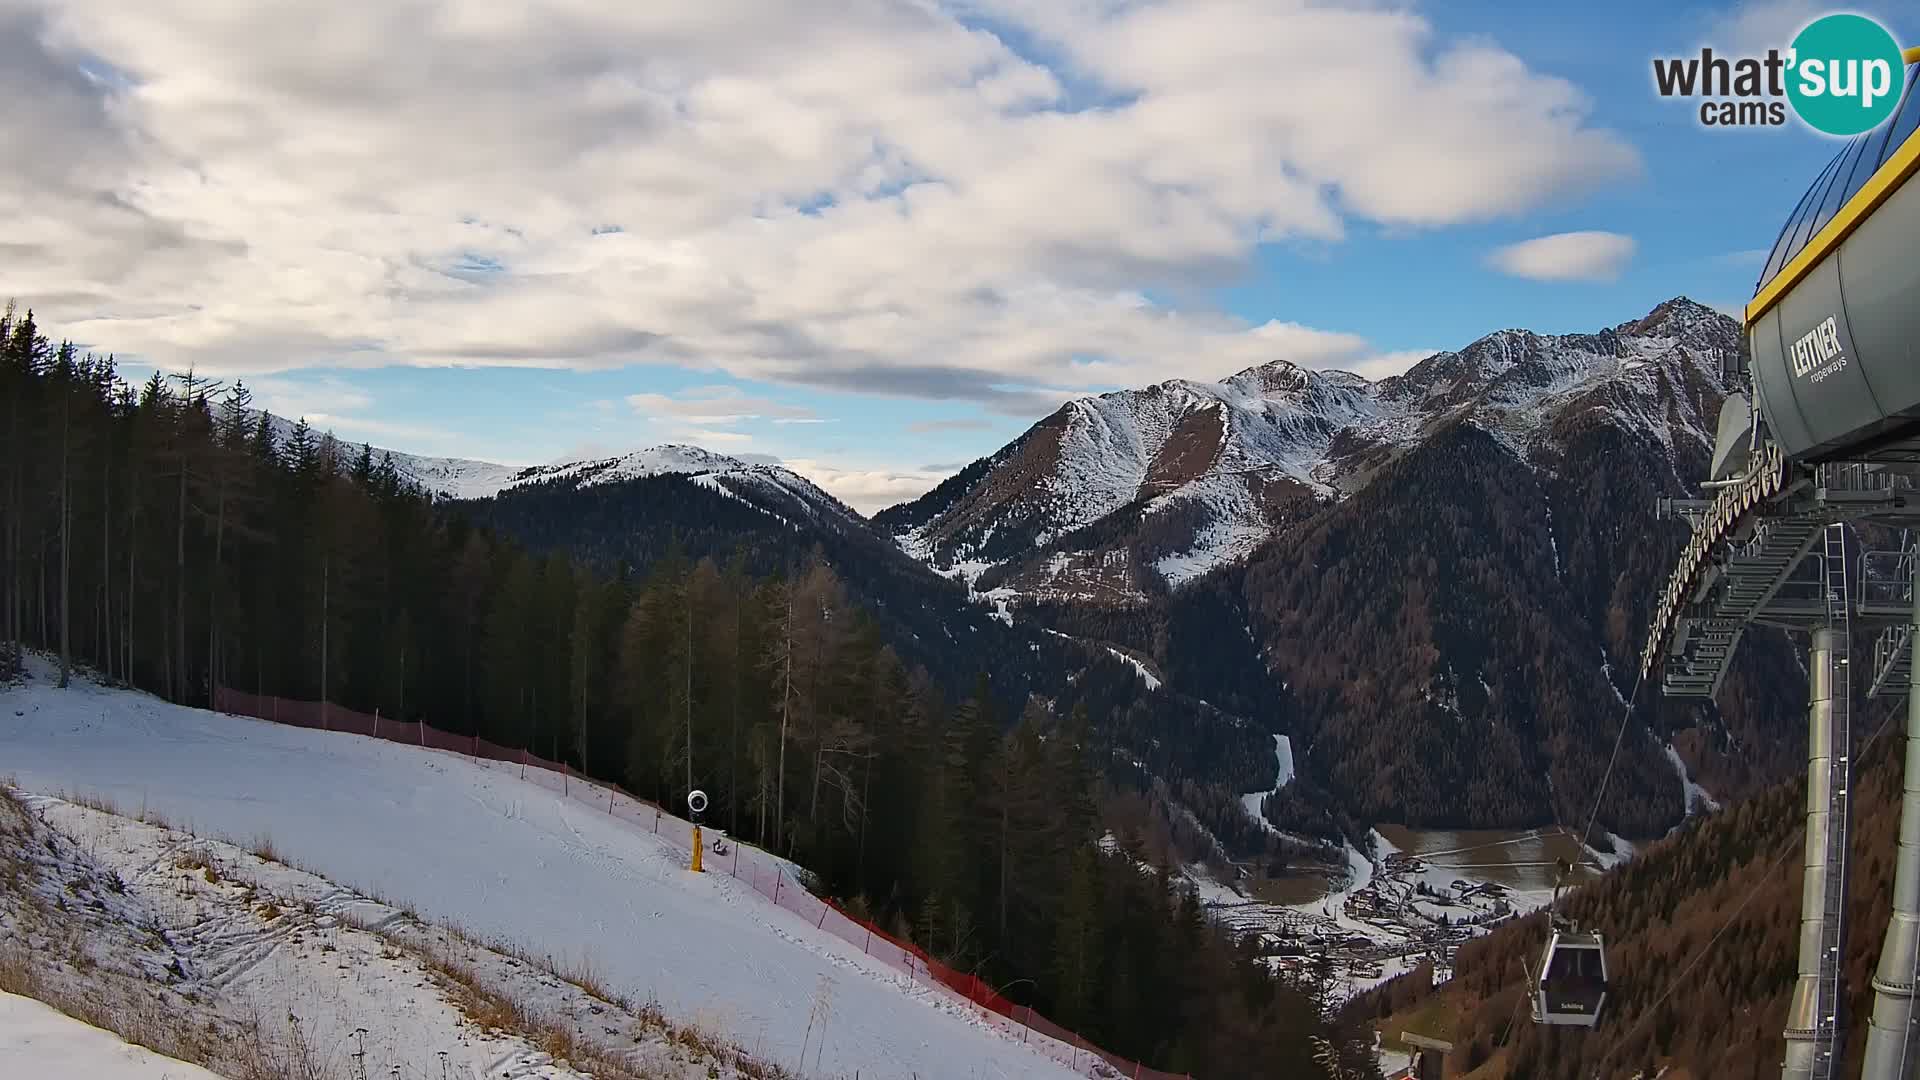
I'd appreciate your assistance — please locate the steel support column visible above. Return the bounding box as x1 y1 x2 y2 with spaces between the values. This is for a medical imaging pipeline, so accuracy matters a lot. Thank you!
1863 560 1920 1080
1785 626 1844 1080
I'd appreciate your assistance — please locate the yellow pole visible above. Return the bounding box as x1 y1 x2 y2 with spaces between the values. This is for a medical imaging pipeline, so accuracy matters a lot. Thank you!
691 824 703 873
1906 46 1920 64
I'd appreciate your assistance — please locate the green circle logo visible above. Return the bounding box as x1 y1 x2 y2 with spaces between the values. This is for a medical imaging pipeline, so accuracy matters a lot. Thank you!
1786 14 1907 136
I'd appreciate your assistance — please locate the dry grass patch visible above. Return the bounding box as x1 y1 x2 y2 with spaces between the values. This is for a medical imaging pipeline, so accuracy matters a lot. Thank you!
428 951 529 1034
174 850 222 886
68 790 120 817
248 832 282 864
0 945 40 998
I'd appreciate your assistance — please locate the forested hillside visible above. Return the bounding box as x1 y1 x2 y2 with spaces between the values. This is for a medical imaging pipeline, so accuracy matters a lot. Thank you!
915 299 1806 838
1354 699 1910 1079
0 306 1372 1079
455 430 1319 863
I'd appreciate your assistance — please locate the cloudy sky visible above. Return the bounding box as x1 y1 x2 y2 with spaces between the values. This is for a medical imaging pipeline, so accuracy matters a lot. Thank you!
1 0 1895 512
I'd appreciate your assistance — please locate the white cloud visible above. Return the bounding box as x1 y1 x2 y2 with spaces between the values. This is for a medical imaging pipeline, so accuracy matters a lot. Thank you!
625 385 816 425
779 458 952 515
302 413 463 448
3 0 1640 410
1346 348 1441 381
675 427 755 446
1485 231 1637 283
248 374 376 419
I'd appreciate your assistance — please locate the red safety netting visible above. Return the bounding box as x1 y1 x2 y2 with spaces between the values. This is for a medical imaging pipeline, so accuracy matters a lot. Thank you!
212 688 1188 1080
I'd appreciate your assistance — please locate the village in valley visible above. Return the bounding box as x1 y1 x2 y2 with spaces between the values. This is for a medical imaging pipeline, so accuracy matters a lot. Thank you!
1188 831 1573 1005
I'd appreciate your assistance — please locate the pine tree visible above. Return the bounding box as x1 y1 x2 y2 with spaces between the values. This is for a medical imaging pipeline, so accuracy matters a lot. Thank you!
47 342 79 687
484 552 537 745
1052 846 1101 1029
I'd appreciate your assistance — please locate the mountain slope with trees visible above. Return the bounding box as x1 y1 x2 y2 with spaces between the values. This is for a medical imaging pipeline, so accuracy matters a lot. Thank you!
0 305 1370 1080
1354 699 1909 1080
888 298 1805 838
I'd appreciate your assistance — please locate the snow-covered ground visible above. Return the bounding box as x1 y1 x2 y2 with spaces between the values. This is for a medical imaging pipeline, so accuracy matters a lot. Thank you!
4 790 688 1079
1664 742 1721 817
1102 647 1161 691
0 660 1095 1080
0 991 225 1080
1239 734 1294 833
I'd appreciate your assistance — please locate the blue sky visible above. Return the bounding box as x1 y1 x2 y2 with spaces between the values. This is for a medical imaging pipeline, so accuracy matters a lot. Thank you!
8 0 1904 511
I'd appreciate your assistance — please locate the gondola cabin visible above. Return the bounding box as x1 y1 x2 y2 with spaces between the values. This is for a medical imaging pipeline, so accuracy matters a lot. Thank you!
1533 929 1608 1027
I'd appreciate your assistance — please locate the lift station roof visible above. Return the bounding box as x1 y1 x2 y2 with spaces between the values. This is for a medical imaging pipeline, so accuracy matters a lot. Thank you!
1748 60 1920 464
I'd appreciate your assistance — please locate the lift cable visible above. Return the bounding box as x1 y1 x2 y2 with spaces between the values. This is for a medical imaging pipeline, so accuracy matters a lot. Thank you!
1574 667 1648 877
1585 700 1902 1079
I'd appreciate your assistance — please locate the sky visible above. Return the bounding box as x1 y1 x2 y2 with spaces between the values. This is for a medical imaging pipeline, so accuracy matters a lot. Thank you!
0 0 1902 513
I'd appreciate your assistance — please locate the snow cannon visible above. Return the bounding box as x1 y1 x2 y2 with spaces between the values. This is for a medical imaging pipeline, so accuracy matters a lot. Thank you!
688 789 708 873
1732 60 1920 467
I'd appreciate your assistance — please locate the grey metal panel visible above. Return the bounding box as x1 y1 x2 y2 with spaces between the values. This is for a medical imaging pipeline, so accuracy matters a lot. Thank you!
1752 307 1817 457
1711 393 1754 482
1838 174 1920 430
1756 65 1917 296
1777 258 1884 459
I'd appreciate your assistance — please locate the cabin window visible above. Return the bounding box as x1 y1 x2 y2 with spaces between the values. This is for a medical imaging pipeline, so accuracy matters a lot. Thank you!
1546 945 1602 984
1761 155 1839 288
1784 152 1847 266
1884 64 1920 168
1810 133 1876 239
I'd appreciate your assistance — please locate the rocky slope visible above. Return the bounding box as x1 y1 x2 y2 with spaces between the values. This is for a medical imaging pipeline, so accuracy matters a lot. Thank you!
884 298 1803 837
878 297 1738 603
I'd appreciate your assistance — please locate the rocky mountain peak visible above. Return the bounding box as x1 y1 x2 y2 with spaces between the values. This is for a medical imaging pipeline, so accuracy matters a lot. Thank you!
883 298 1742 602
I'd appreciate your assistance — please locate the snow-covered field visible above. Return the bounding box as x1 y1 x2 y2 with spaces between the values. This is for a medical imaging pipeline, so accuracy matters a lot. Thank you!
0 991 225 1080
2 789 656 1080
1 660 1092 1080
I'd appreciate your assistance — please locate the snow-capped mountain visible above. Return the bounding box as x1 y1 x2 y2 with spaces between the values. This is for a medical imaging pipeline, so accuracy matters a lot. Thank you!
261 414 855 527
877 297 1738 600
433 444 857 522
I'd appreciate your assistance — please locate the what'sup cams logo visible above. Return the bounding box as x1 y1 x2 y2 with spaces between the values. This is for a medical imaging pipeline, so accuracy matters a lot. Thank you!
1654 13 1911 135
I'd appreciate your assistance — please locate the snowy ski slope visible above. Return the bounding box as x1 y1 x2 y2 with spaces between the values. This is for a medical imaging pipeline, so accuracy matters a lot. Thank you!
0 991 226 1080
0 663 1090 1080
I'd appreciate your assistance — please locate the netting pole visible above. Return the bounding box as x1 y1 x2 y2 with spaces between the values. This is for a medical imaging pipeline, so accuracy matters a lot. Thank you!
373 707 380 740
817 904 827 929
732 845 740 877
774 874 781 904
863 925 871 953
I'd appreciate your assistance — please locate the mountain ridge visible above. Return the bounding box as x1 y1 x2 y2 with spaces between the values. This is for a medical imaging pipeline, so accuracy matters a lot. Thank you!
878 295 1736 605
268 297 1790 842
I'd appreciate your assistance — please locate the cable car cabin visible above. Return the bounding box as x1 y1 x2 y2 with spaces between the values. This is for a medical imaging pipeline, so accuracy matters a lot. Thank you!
1533 930 1608 1027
